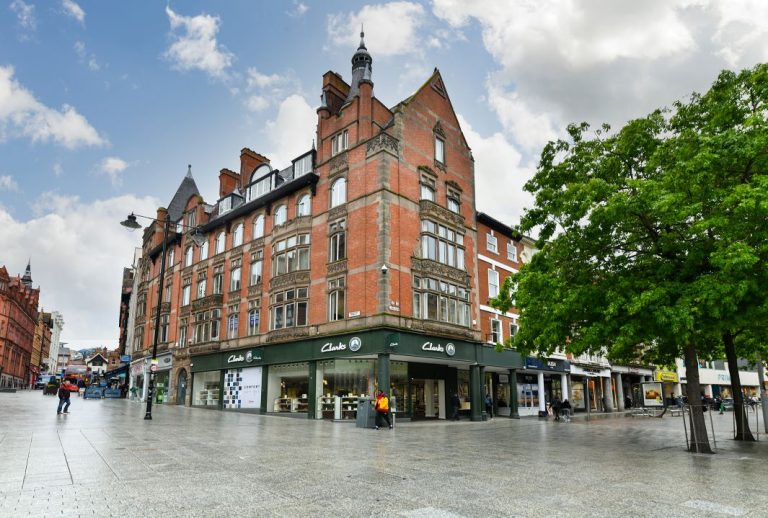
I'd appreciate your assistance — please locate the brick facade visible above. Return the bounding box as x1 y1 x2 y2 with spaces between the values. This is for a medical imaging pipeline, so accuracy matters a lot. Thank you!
0 265 40 388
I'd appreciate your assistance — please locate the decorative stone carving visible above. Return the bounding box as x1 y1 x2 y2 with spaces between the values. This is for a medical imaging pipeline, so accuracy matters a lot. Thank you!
266 326 310 343
192 294 223 312
251 237 265 249
419 199 465 227
412 258 470 286
329 152 348 176
227 290 241 303
433 121 446 137
366 132 399 157
328 205 347 221
270 270 311 291
152 302 171 317
327 260 348 275
248 285 262 297
189 342 221 355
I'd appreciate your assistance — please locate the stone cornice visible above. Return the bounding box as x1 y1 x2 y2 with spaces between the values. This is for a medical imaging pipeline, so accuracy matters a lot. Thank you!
269 271 311 291
192 294 223 312
411 258 470 286
419 199 465 228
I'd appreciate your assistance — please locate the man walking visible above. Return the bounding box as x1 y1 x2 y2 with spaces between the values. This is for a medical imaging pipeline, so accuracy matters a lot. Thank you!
374 390 392 430
57 382 74 414
451 393 461 420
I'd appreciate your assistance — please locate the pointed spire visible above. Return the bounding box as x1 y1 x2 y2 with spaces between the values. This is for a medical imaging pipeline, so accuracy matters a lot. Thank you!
359 24 366 50
21 259 32 289
186 164 193 178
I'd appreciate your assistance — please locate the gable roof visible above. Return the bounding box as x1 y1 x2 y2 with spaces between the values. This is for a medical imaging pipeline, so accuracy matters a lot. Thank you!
167 169 200 222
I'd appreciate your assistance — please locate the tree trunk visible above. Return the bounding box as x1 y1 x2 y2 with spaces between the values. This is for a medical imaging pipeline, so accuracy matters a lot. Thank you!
683 345 714 454
723 331 755 441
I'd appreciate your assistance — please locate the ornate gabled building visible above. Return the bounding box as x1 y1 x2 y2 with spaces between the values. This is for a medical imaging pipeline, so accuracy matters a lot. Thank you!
127 33 522 419
0 263 40 388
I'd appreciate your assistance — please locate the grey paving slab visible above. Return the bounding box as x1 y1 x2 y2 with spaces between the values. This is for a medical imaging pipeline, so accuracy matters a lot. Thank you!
1 390 767 517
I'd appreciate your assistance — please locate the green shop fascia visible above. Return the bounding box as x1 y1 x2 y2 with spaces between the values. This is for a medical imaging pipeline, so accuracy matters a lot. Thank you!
190 328 523 421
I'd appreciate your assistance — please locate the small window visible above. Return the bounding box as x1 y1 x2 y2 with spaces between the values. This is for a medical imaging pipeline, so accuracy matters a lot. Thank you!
490 319 502 343
197 278 207 299
233 223 244 247
447 197 460 213
248 308 260 336
230 266 241 292
488 269 499 298
331 130 349 156
274 205 287 226
487 233 498 254
507 241 518 262
185 247 193 267
228 314 239 339
253 214 265 239
297 194 311 217
167 248 175 266
215 232 225 254
200 240 209 260
182 285 191 306
420 184 435 201
510 322 519 337
435 136 445 164
331 178 346 207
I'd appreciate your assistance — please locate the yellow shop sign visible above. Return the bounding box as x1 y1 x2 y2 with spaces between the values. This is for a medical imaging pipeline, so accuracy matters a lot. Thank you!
654 371 679 383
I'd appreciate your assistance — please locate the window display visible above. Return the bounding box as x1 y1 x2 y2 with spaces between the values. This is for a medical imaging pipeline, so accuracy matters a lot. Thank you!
193 371 221 406
267 363 309 413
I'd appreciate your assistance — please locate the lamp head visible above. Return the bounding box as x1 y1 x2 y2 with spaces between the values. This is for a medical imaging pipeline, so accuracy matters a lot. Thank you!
120 213 142 230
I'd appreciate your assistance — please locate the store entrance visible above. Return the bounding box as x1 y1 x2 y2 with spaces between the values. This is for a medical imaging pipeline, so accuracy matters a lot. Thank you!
409 379 445 420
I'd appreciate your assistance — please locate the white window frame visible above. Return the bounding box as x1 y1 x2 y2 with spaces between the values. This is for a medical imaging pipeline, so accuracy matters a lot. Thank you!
488 269 500 298
196 278 206 299
227 314 239 339
297 193 311 217
487 233 498 254
510 322 519 338
331 130 348 156
490 318 502 343
328 278 345 322
507 241 518 262
253 214 265 239
233 223 244 247
199 240 209 260
435 136 445 164
331 178 346 208
274 205 287 226
248 308 260 336
182 285 191 306
230 266 241 292
184 247 193 267
215 232 225 255
420 184 435 201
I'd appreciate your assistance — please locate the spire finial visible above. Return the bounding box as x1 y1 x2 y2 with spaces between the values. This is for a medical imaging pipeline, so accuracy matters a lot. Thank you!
186 164 193 178
359 24 366 49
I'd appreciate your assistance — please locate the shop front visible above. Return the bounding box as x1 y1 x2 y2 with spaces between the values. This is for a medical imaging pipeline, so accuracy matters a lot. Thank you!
189 328 523 421
129 359 147 401
151 352 173 404
569 365 612 412
516 357 571 417
653 370 680 404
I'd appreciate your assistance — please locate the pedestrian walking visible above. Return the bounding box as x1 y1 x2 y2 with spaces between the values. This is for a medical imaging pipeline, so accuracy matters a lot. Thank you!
374 390 392 430
57 382 75 414
485 393 494 418
561 399 572 421
451 393 461 420
552 397 562 421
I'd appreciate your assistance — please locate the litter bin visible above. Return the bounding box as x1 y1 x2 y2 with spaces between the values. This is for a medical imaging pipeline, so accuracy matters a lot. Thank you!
355 397 377 428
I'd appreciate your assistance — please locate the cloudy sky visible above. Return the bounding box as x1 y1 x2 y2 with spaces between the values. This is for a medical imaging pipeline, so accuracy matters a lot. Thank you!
1 1 766 350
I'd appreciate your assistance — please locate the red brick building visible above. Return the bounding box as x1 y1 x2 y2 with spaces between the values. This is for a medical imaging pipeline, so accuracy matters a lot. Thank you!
128 33 522 420
0 263 40 388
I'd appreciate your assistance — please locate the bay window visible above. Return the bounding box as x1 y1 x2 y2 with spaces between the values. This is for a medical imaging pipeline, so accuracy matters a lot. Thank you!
273 234 310 276
420 219 465 270
412 276 470 326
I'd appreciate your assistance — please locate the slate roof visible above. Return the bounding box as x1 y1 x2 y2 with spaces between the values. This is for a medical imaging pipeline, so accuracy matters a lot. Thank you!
166 170 200 222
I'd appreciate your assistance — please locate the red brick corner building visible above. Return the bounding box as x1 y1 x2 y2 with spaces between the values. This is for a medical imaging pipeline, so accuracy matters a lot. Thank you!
127 32 523 420
0 263 40 389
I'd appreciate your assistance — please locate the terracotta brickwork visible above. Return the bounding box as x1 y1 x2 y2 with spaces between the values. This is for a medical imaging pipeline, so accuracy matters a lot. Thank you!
0 266 40 388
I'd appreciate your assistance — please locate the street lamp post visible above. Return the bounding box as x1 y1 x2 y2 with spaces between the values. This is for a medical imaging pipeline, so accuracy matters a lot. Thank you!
121 212 205 420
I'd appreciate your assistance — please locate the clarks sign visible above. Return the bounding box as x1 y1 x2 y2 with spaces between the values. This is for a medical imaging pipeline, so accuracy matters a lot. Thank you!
321 337 362 354
227 350 261 364
422 341 456 357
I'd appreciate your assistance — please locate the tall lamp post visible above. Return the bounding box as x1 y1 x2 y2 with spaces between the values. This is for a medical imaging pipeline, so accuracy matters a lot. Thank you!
121 212 204 420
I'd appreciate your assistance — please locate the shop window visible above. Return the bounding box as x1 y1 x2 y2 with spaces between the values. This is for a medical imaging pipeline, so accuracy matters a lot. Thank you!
250 251 263 286
233 223 244 247
253 214 265 239
329 219 346 262
488 269 499 298
268 363 310 413
193 371 220 406
331 130 348 156
272 234 310 276
487 233 498 254
271 287 309 330
507 241 518 262
328 277 345 322
200 240 209 260
420 219 465 270
490 319 502 343
274 204 288 226
297 193 311 217
331 178 347 208
412 275 470 326
185 246 194 267
215 232 225 255
213 266 223 295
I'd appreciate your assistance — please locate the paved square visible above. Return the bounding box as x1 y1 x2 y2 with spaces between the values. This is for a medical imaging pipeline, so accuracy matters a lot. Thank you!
1 391 767 517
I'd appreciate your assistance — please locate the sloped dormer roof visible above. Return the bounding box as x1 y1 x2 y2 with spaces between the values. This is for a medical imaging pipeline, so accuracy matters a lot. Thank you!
167 167 200 222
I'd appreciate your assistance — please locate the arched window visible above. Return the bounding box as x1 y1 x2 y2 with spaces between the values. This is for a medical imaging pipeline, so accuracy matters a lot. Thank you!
215 232 225 254
184 247 194 267
253 214 265 239
331 178 346 208
233 223 244 247
200 240 209 260
297 194 311 217
274 204 287 226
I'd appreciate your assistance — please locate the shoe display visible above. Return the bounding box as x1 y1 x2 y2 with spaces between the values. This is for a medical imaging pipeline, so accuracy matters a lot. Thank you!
375 426 379 430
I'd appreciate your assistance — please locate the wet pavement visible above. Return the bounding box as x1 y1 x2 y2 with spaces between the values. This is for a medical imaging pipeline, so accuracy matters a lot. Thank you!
1 390 767 517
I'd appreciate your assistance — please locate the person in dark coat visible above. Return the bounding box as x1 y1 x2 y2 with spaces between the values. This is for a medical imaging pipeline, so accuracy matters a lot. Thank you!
552 397 562 421
560 399 572 421
57 382 74 414
485 393 493 418
450 393 461 421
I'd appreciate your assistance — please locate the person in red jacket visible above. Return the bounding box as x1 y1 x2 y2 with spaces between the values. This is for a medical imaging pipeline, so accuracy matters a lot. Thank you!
57 382 76 414
374 390 392 430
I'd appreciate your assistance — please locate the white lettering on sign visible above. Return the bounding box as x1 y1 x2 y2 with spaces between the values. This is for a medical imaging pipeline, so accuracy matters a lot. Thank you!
422 342 444 353
228 354 245 364
321 342 347 353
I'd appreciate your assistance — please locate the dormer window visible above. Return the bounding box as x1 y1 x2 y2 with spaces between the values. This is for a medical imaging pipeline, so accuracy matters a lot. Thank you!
247 164 273 201
219 197 232 214
331 130 348 156
293 153 313 178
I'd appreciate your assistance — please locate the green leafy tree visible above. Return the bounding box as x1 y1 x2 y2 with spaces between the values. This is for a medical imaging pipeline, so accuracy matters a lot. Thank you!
509 64 768 453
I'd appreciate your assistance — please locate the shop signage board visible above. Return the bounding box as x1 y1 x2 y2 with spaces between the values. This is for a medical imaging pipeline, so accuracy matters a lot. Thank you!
120 355 131 363
524 357 571 372
641 381 664 407
653 371 679 383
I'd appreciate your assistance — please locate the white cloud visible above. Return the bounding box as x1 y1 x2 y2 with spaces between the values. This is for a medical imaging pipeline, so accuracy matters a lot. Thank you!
288 1 309 18
0 193 159 347
710 0 768 67
242 67 298 112
458 114 533 227
53 163 63 177
164 6 234 79
10 0 36 33
0 65 105 148
246 68 285 89
97 156 129 187
61 0 85 25
263 95 316 166
73 41 100 70
327 2 426 57
0 175 19 192
487 81 560 152
245 95 269 112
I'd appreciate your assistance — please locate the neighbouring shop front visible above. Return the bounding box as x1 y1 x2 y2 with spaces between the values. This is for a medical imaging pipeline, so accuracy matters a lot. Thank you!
516 357 571 416
569 365 613 412
189 328 523 421
152 352 173 404
129 359 147 401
